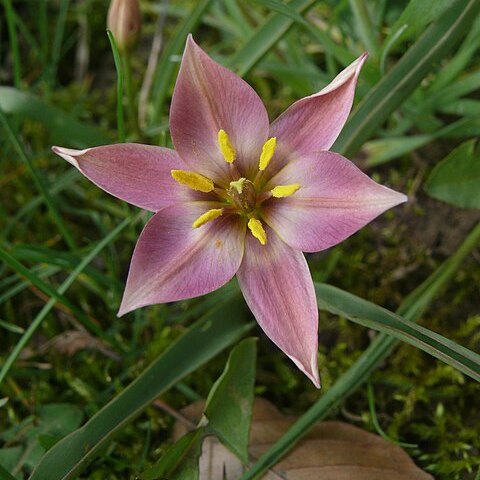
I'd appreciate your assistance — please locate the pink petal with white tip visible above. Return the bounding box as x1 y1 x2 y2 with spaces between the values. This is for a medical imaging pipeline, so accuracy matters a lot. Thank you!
118 202 245 315
170 35 270 183
52 143 187 212
237 227 320 387
268 53 368 173
264 151 407 253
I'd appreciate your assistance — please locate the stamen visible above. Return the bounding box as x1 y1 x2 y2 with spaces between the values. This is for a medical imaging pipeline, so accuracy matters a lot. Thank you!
271 184 301 198
171 170 215 193
248 218 267 245
258 137 277 171
192 208 223 228
218 129 236 163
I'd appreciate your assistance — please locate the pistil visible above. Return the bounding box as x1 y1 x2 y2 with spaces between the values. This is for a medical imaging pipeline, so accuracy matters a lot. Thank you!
228 178 256 213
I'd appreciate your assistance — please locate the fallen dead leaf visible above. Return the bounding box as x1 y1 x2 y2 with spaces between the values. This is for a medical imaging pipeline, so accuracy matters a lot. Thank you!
174 397 432 480
20 330 119 360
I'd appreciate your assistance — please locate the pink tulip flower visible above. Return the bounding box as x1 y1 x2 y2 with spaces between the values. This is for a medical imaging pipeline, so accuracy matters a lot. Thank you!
53 36 407 387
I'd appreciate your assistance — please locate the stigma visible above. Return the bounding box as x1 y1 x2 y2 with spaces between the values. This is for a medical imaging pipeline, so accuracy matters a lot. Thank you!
228 178 256 213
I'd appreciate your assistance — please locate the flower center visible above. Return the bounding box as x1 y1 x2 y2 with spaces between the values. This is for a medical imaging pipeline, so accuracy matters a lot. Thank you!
227 178 256 214
169 129 302 246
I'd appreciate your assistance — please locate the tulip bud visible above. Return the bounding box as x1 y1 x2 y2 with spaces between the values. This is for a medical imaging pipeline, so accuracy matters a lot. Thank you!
107 0 141 52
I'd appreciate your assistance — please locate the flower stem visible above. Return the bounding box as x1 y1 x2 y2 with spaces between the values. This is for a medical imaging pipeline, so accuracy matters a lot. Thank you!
107 29 125 142
122 51 140 137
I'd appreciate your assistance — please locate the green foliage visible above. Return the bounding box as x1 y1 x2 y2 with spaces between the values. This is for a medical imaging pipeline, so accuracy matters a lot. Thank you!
1 0 480 479
425 140 480 209
0 403 83 477
141 430 203 480
29 295 251 480
315 281 480 382
202 338 257 462
141 338 257 479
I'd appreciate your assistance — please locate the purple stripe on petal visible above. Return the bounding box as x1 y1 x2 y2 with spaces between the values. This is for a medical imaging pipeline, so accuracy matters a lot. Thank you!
52 143 187 212
263 151 408 252
268 53 367 173
237 227 320 387
118 202 245 315
170 35 270 183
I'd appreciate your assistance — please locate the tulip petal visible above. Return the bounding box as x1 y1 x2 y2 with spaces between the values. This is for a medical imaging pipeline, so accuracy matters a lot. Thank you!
170 35 270 183
237 227 319 387
52 143 187 212
118 202 245 315
264 151 408 252
269 53 367 173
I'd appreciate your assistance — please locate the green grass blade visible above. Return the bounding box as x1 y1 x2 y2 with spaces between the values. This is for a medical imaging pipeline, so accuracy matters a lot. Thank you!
149 0 215 126
429 16 480 92
254 0 310 27
9 245 121 292
315 283 480 382
140 429 204 480
107 30 125 143
0 87 111 147
2 0 21 87
366 382 417 448
349 0 379 57
0 463 18 480
0 108 77 251
2 170 79 242
30 296 252 480
228 0 316 77
0 217 133 387
240 221 480 479
334 0 480 157
49 0 71 87
0 247 102 337
0 319 25 335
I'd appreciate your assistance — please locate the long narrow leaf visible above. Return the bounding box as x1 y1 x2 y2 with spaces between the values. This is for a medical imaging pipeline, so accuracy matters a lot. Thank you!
0 87 111 147
228 0 316 77
0 248 100 336
315 283 480 382
0 108 77 250
149 0 215 125
334 0 480 157
0 217 134 387
30 295 252 480
240 222 480 479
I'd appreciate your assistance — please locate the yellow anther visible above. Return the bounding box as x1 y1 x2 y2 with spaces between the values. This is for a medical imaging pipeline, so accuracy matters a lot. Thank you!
218 129 236 163
192 208 223 228
248 218 267 246
171 170 214 193
259 137 277 171
271 184 301 198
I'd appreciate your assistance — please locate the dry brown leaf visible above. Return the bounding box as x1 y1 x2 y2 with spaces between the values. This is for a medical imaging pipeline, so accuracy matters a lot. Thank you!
174 397 433 480
21 330 119 359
